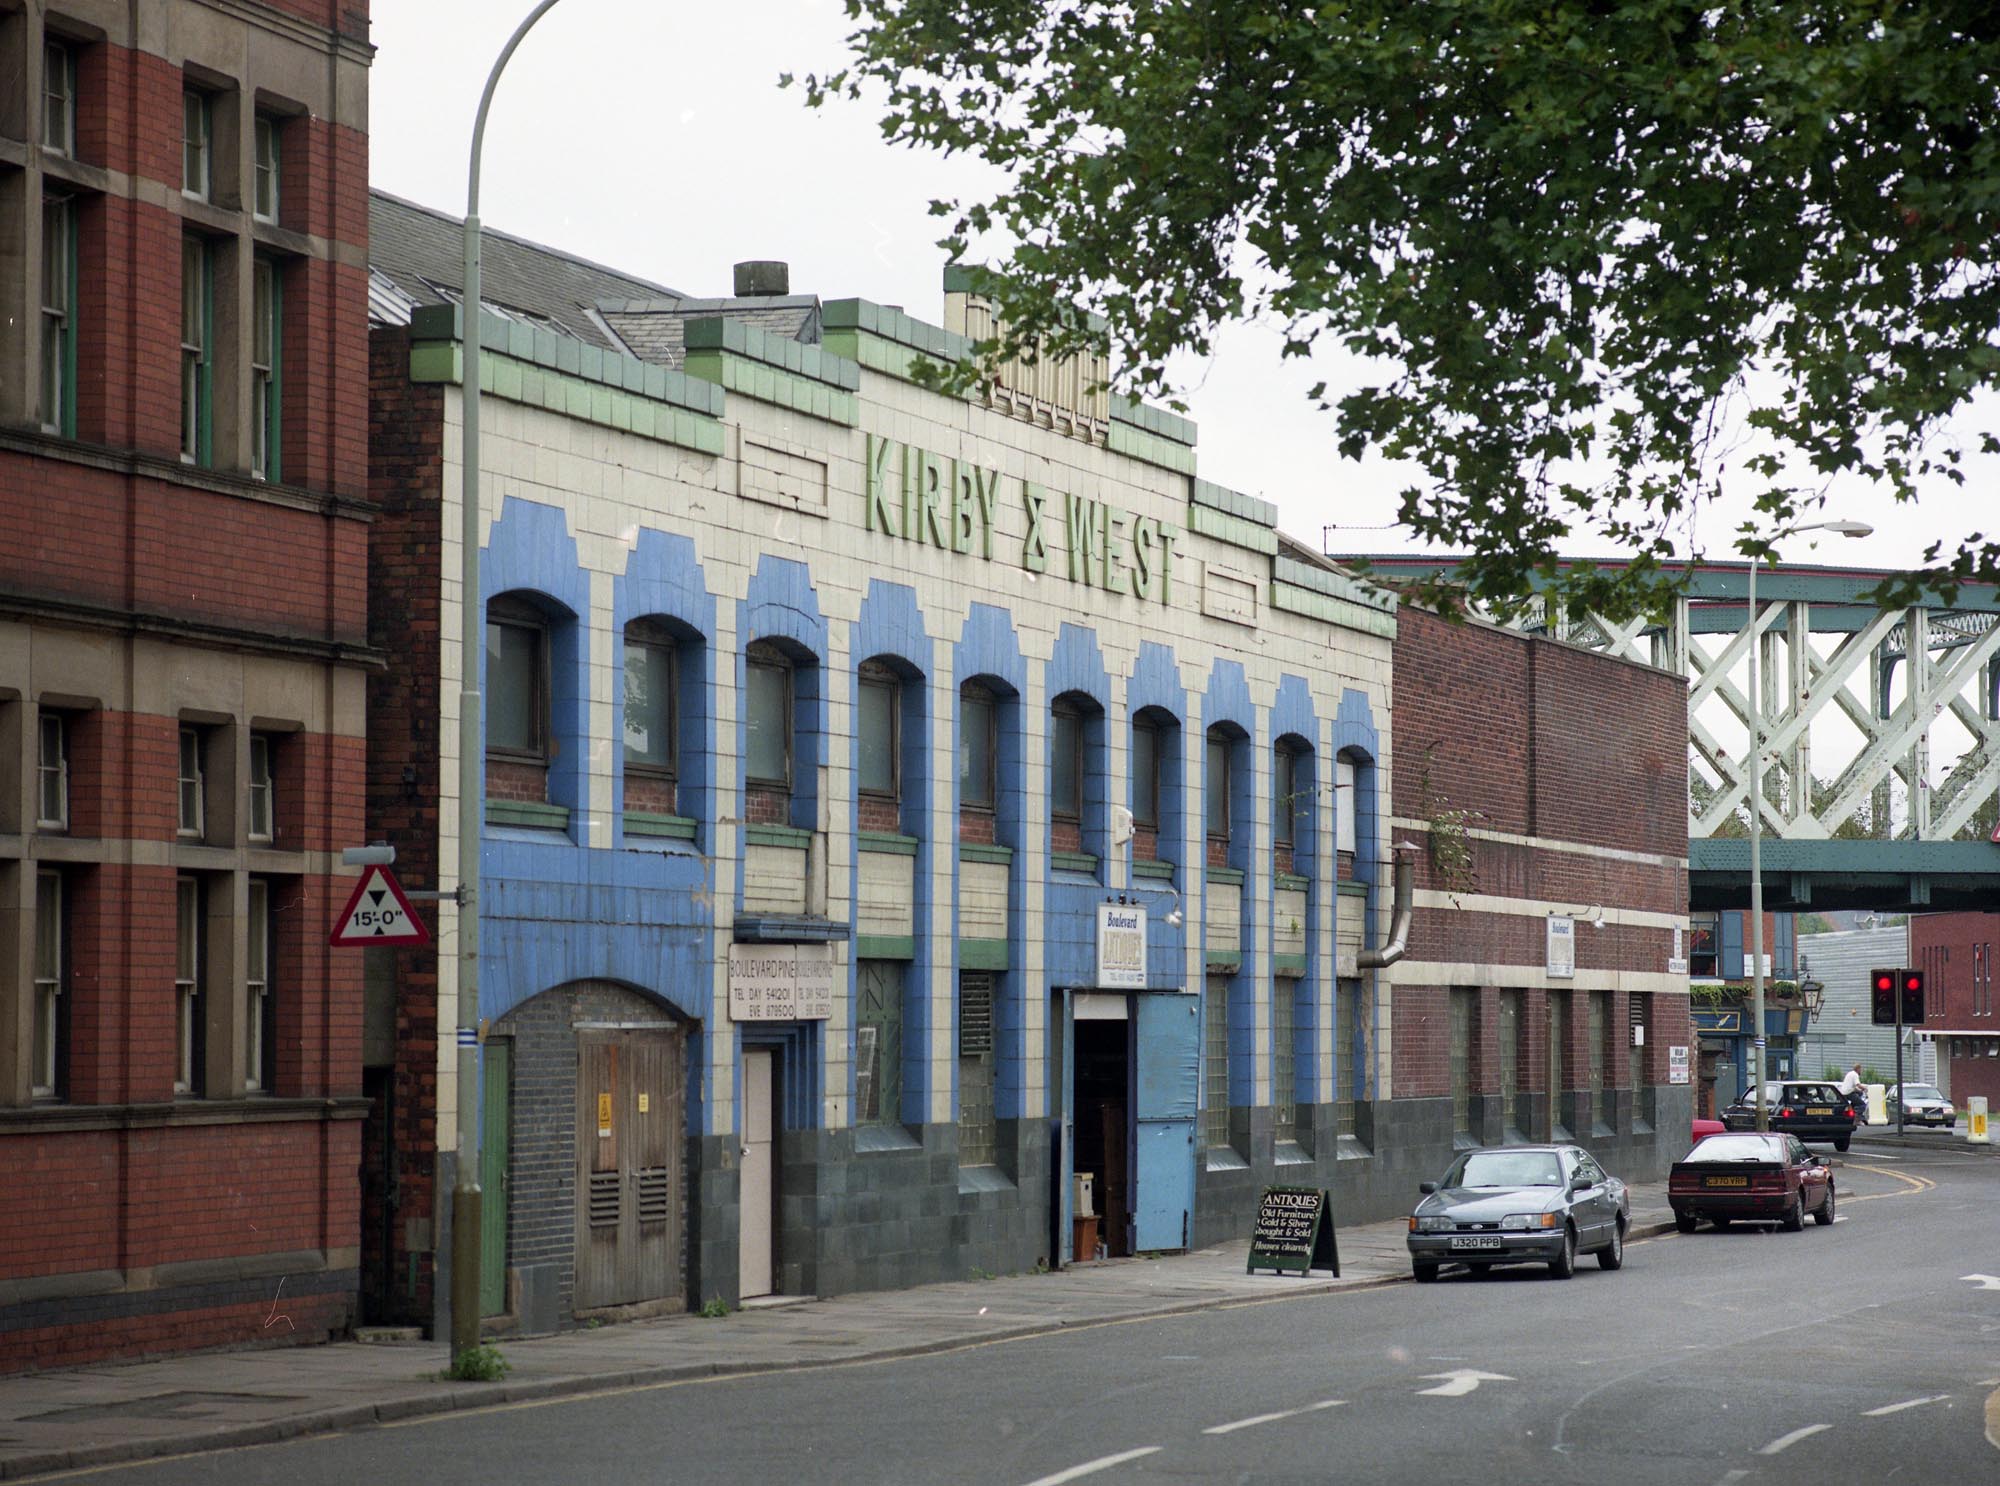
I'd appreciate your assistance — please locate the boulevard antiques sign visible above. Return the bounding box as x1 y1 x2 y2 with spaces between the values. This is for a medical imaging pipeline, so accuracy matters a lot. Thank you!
1096 903 1147 989
1546 914 1576 979
1247 1187 1340 1276
728 943 836 1021
866 435 1180 608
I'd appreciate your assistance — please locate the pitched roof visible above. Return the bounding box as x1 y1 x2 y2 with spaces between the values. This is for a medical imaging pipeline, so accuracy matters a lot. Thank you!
599 297 823 369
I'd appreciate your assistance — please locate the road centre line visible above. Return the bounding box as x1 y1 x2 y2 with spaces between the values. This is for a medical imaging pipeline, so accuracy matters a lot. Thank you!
1864 1395 1950 1416
1202 1400 1345 1435
1021 1446 1161 1485
1841 1164 1937 1200
1758 1424 1831 1455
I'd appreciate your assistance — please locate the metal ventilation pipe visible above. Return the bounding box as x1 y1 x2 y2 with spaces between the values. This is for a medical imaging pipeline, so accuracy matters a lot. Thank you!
1358 841 1421 969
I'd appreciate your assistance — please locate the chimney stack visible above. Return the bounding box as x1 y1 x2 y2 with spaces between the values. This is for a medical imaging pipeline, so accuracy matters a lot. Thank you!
733 260 790 297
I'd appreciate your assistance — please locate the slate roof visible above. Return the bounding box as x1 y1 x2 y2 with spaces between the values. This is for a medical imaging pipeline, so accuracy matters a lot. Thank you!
367 190 683 353
599 298 823 369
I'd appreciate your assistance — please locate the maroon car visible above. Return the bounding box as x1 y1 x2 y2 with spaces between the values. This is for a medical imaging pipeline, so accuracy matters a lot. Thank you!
1668 1132 1836 1233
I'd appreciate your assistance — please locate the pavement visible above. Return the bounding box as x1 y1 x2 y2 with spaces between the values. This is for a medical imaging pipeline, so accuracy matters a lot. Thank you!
1 1134 1991 1482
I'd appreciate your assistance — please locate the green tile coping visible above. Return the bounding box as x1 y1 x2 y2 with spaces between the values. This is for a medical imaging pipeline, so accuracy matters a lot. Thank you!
408 342 725 458
1051 850 1100 875
487 798 570 830
1338 880 1371 897
409 302 722 416
1107 418 1198 476
958 843 1014 865
1271 953 1309 978
1111 393 1197 448
859 831 920 857
1206 864 1246 886
1132 858 1177 881
682 316 861 389
940 264 1111 335
1191 477 1277 530
745 823 813 849
681 347 858 428
857 933 916 961
1272 580 1400 639
1275 872 1311 892
1274 553 1398 614
824 298 975 363
959 937 1009 971
1206 954 1243 974
1187 501 1280 557
624 811 697 840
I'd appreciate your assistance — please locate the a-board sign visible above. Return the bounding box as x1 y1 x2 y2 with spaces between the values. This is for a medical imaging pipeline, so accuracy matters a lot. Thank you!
1246 1186 1340 1277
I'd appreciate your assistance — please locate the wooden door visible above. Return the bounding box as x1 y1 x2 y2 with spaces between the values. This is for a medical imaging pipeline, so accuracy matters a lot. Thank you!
575 1029 683 1311
739 1049 775 1299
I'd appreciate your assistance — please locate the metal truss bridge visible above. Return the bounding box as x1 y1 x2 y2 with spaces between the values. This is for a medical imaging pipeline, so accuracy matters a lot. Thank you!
1346 557 2000 913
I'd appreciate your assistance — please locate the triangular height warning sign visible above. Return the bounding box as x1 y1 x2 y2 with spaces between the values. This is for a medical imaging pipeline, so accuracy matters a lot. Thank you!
329 865 431 947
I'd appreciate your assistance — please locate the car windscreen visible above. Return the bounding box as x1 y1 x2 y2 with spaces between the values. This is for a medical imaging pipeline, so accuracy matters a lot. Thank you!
1687 1134 1784 1162
1901 1086 1943 1100
1446 1150 1563 1187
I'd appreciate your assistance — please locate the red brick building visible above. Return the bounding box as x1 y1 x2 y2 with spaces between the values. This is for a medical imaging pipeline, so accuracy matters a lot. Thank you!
0 0 372 1373
1910 913 2000 1110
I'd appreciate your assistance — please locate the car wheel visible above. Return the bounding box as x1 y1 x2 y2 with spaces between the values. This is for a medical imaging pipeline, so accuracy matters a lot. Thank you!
1413 1262 1439 1283
1597 1219 1626 1271
1548 1224 1577 1280
1674 1211 1697 1235
1815 1185 1836 1227
1780 1195 1804 1232
1834 1135 1851 1152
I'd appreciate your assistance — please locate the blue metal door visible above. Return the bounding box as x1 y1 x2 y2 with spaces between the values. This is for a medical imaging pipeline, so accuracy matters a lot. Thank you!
1132 993 1198 1252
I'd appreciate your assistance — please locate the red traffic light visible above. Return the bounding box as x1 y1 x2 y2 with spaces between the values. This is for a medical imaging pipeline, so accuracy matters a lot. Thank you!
1873 971 1895 992
1902 972 1922 992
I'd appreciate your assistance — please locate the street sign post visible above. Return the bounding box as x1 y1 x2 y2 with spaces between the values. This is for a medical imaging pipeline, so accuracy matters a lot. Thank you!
329 865 431 947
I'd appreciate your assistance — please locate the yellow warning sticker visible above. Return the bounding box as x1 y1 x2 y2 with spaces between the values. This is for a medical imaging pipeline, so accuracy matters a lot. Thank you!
597 1091 613 1137
638 1093 650 1114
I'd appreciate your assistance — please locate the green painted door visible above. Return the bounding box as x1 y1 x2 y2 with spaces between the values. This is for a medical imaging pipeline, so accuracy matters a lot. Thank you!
479 1040 511 1318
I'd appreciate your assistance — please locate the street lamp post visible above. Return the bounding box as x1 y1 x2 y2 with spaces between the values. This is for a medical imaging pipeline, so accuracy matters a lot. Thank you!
1746 518 1871 1130
451 0 569 1364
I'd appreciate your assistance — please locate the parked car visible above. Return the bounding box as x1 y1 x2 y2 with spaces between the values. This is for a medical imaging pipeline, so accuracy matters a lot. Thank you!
1721 1080 1859 1151
1668 1131 1836 1232
1692 1115 1726 1141
1406 1144 1629 1283
1886 1084 1957 1128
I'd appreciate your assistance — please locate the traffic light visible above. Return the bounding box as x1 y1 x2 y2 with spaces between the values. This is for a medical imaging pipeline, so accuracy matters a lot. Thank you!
1870 968 1897 1026
1901 968 1926 1024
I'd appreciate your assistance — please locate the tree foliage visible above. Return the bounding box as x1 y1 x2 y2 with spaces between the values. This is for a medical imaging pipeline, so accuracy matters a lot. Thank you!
799 0 2000 619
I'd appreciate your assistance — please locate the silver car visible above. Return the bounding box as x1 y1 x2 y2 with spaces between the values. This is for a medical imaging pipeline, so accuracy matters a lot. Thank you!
1887 1083 1957 1128
1406 1144 1629 1282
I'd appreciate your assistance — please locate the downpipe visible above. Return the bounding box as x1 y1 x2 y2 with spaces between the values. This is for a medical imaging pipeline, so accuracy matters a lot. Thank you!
1358 841 1420 970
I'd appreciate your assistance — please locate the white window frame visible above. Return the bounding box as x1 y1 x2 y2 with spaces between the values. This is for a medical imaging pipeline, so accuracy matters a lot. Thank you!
44 40 77 158
37 712 69 830
247 733 273 842
245 877 270 1092
40 193 73 436
174 875 201 1094
33 870 64 1099
177 726 205 837
250 255 277 480
180 235 211 463
1336 756 1358 856
182 88 210 200
252 113 279 221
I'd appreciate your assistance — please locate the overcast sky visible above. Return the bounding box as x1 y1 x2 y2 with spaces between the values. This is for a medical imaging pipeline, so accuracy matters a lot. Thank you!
369 0 1995 578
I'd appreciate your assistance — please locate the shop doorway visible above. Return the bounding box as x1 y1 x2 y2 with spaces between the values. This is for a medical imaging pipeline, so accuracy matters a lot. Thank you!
1074 1015 1130 1258
574 1027 684 1312
739 1048 777 1299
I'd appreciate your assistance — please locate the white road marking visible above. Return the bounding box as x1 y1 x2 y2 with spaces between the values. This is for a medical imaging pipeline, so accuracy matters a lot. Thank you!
1418 1369 1515 1397
1759 1424 1832 1455
1203 1400 1346 1435
1865 1395 1950 1416
1963 1274 2000 1290
1713 1471 1751 1486
1021 1447 1161 1486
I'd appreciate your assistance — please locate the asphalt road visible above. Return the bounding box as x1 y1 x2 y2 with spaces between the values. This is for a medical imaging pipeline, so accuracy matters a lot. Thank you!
89 1147 2000 1486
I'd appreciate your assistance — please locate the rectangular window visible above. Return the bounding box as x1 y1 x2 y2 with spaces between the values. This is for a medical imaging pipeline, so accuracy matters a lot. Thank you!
745 652 792 787
857 667 898 798
959 686 995 810
1688 912 1719 978
177 726 205 837
622 627 677 776
183 88 210 199
1336 756 1357 856
247 733 273 842
1050 704 1083 819
486 608 546 759
32 871 66 1100
1273 746 1297 848
1131 721 1160 829
45 41 78 157
41 195 77 437
1272 978 1297 1143
1205 732 1230 840
957 971 996 1166
245 878 272 1092
180 236 212 464
1202 973 1230 1149
1587 990 1609 1132
1450 987 1476 1139
1335 979 1361 1138
37 713 69 830
175 876 204 1095
250 256 280 481
253 113 280 221
856 960 902 1127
